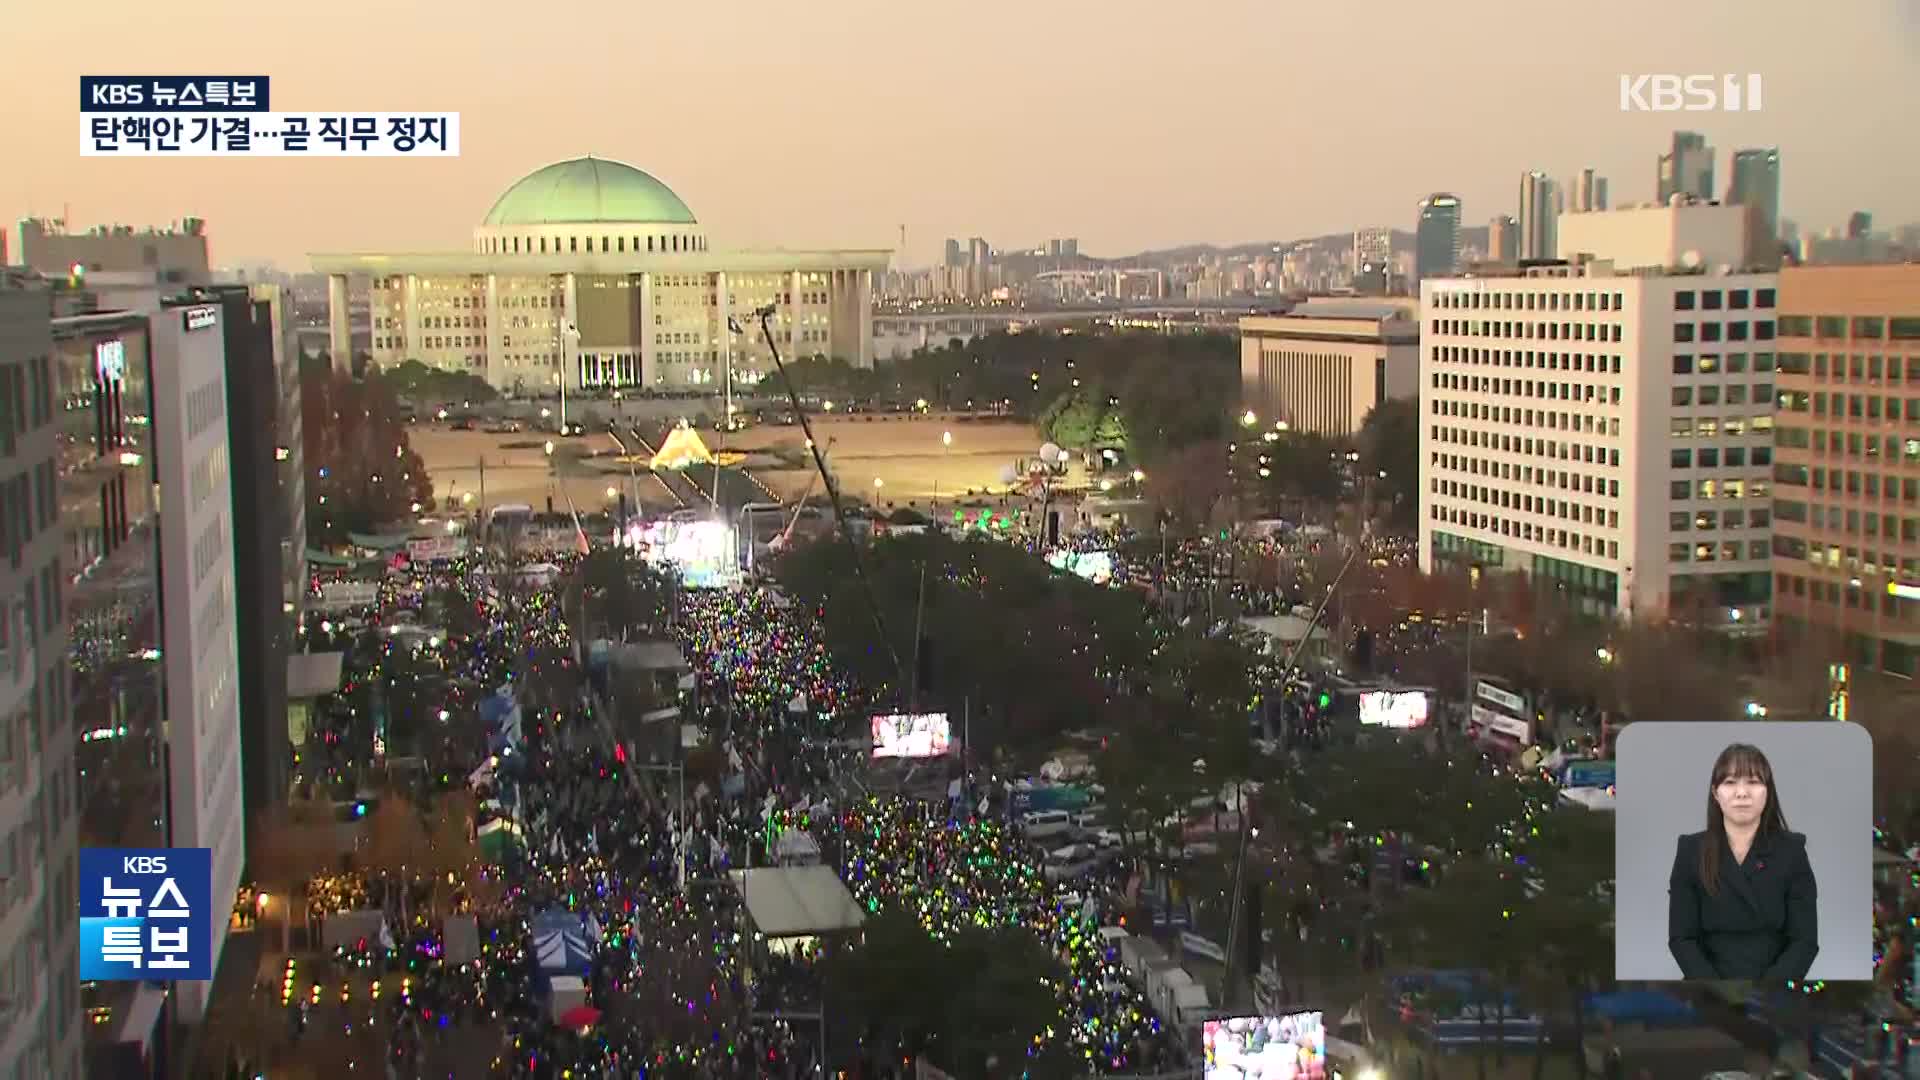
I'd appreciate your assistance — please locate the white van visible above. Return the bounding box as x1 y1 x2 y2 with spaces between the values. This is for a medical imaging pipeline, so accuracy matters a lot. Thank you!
1019 810 1074 841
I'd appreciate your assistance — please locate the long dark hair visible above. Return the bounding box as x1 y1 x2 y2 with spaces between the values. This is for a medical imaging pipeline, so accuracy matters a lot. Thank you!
1699 742 1790 895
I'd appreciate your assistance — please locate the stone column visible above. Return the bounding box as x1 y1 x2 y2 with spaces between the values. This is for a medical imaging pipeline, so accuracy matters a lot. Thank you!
714 270 731 392
561 272 580 393
855 268 874 369
327 273 351 369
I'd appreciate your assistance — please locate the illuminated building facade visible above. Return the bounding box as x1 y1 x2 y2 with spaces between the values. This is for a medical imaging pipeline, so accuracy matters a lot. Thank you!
311 157 890 393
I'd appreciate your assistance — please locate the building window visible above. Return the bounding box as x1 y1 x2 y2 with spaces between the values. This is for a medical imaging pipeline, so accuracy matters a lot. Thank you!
1675 291 1697 311
1675 323 1696 343
1674 354 1695 374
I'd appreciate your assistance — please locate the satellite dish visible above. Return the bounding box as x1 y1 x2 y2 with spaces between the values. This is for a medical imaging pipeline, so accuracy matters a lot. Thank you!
999 465 1020 485
1039 442 1062 462
1680 250 1703 269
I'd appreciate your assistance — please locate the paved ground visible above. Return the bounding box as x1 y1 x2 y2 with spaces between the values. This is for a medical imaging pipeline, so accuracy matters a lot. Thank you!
412 415 1076 515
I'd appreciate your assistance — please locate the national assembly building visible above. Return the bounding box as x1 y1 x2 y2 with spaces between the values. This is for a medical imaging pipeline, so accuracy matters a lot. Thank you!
310 156 889 393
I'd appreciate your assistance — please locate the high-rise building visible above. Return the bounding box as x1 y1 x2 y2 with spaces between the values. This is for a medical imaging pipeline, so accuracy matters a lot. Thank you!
1657 131 1715 204
944 238 963 268
1572 169 1610 213
1768 264 1920 677
18 218 211 285
1847 212 1874 240
54 296 245 1056
1727 148 1782 241
1352 227 1392 294
0 271 84 1080
1420 261 1781 624
1487 216 1519 264
1518 171 1559 261
1415 194 1462 283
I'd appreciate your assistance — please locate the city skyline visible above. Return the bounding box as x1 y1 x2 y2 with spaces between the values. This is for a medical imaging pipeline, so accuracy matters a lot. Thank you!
4 0 1918 269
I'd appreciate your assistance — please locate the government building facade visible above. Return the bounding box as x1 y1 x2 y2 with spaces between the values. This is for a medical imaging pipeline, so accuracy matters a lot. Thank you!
310 156 889 393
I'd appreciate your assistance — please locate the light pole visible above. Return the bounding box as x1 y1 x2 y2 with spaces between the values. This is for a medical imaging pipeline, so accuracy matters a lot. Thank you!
937 429 953 514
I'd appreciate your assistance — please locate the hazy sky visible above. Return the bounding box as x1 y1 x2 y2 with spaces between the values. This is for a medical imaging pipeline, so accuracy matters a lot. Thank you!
5 0 1916 268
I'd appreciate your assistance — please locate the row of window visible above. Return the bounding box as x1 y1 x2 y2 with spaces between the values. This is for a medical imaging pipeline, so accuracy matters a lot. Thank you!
1672 382 1774 406
1667 478 1773 500
1776 501 1920 544
1777 351 1920 383
1774 572 1916 623
482 232 708 255
1795 391 1920 424
1672 508 1771 532
1672 320 1778 344
1432 318 1627 343
1668 540 1771 563
1672 353 1779 376
1776 315 1920 340
1671 446 1774 469
1779 427 1920 462
1430 424 1621 470
1432 288 1668 312
1671 415 1774 437
1774 464 1920 497
1427 503 1621 561
1775 532 1919 579
1776 536 1920 584
1431 399 1623 440
1672 287 1780 312
1430 476 1620 529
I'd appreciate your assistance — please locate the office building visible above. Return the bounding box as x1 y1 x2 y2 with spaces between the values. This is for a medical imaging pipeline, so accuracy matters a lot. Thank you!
1558 202 1776 274
1419 254 1781 625
312 156 888 393
1518 172 1559 262
1487 216 1519 264
0 272 84 1080
1848 212 1874 240
55 296 244 1067
1768 264 1920 677
1238 304 1419 438
944 238 963 268
1415 194 1462 283
1658 131 1715 204
18 218 210 285
1727 148 1782 241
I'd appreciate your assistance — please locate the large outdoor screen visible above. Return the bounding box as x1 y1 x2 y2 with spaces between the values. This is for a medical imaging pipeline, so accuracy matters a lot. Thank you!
870 713 952 759
1358 690 1430 730
638 519 739 588
1202 1011 1328 1080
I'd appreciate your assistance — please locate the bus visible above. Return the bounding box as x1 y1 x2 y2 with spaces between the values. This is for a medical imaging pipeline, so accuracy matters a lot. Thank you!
1468 675 1533 749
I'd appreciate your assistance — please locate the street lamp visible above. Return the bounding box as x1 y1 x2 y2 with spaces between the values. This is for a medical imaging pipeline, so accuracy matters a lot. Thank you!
1241 410 1258 427
543 440 555 457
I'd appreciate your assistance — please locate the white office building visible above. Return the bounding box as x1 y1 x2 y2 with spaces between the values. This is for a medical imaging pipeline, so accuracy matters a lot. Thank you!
1419 219 1782 623
149 300 245 1022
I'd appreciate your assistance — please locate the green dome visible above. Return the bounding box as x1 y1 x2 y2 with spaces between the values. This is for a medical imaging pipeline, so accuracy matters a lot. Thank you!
482 157 697 226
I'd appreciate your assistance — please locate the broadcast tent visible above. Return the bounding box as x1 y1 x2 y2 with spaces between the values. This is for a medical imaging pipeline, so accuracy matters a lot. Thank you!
729 865 866 941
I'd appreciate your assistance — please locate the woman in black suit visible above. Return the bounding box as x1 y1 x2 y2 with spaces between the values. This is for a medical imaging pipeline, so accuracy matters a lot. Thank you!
1668 742 1819 980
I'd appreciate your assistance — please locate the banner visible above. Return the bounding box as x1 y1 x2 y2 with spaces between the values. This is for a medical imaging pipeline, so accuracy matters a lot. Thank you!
406 536 468 562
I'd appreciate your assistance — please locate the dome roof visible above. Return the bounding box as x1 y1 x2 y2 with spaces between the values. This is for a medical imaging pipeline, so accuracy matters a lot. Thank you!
482 157 697 227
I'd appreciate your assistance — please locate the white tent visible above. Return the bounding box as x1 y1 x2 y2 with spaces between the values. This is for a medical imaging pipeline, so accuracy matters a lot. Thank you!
729 865 866 939
651 424 715 471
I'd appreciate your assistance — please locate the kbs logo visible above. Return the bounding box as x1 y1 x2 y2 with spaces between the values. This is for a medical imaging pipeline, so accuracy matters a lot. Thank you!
89 83 144 107
1619 74 1763 112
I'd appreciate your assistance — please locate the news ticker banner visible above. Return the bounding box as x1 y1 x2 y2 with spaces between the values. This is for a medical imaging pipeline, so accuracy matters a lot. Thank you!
79 76 458 156
78 847 214 981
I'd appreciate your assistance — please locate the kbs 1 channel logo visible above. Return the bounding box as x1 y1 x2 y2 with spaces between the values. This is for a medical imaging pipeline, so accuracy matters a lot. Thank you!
79 76 460 157
79 848 215 982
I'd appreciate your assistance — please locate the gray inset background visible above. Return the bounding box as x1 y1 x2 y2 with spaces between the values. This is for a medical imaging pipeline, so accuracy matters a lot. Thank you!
1614 721 1874 981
